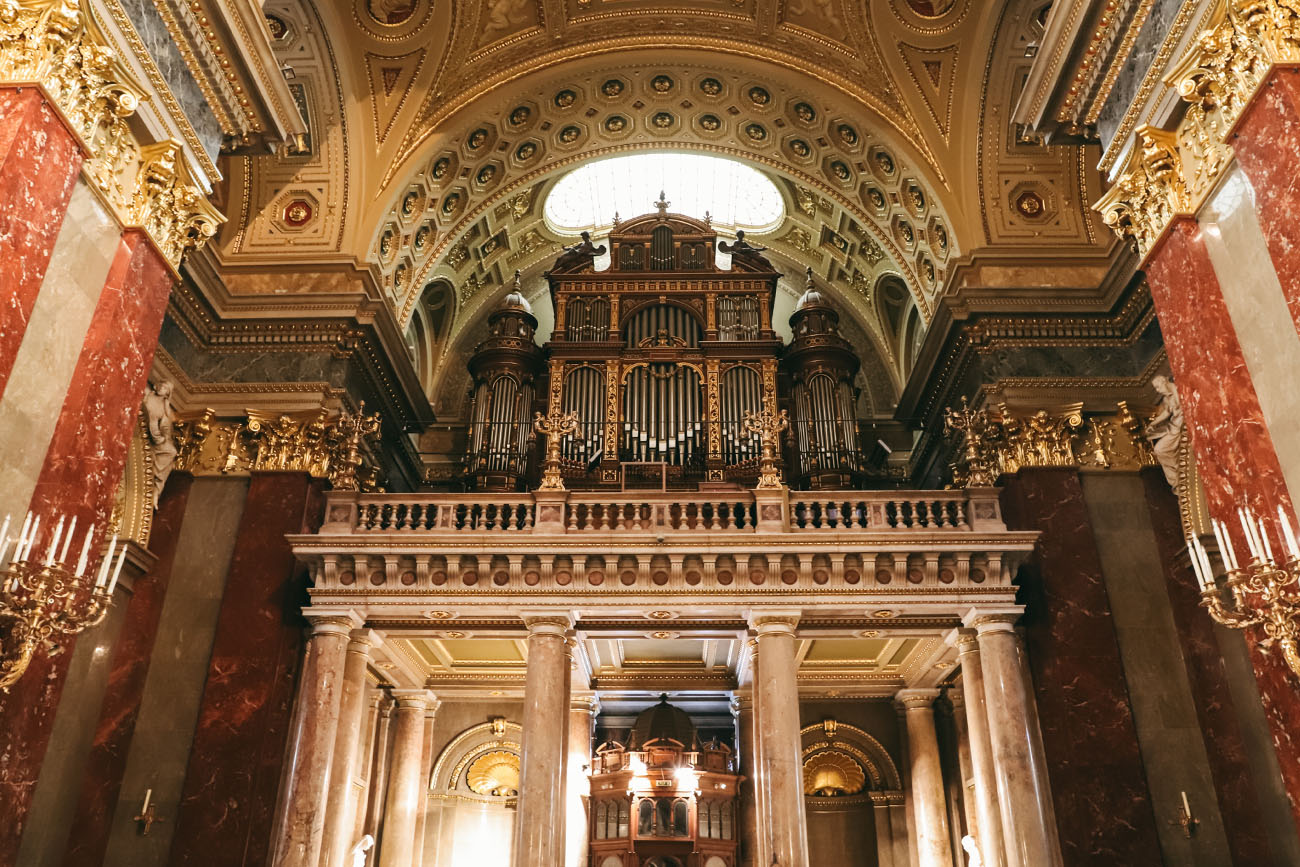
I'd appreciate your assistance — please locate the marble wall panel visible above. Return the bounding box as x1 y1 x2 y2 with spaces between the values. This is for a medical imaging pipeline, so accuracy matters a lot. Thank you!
999 467 1163 865
1094 0 1183 147
1080 471 1232 865
0 178 118 514
1143 219 1300 826
1230 67 1300 335
99 477 249 867
62 473 194 866
113 0 222 160
1139 469 1300 863
0 88 82 396
807 803 876 867
167 472 326 867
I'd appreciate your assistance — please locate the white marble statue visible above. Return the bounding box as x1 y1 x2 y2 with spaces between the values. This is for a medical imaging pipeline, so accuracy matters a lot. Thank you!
961 834 984 867
350 834 374 867
142 380 178 508
1145 375 1184 487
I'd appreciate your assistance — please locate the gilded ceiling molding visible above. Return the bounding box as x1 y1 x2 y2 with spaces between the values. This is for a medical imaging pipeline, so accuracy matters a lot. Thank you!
1096 0 1300 257
0 0 224 271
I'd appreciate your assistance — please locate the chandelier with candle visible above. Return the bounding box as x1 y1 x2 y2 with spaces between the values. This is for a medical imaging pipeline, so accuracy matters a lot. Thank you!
0 513 127 691
1187 505 1300 679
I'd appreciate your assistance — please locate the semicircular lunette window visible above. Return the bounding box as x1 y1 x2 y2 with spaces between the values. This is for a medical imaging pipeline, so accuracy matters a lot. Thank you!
544 152 785 236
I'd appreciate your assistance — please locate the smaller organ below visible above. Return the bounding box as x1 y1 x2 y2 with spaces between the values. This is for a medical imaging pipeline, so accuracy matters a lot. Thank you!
588 696 740 867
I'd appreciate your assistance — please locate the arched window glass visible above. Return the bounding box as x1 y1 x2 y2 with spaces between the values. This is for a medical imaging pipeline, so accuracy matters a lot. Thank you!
720 801 733 839
656 798 672 835
672 799 689 836
617 801 630 838
638 799 654 836
595 802 607 839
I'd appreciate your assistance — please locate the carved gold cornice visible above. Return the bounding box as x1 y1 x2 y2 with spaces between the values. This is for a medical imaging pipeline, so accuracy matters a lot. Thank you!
1096 0 1300 257
174 405 384 490
945 401 1157 486
0 0 223 271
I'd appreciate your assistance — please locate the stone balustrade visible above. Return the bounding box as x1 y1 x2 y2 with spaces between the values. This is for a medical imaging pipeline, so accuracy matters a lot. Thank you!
293 487 1035 602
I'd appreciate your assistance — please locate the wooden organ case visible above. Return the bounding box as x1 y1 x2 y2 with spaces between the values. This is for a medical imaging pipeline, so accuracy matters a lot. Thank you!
544 210 782 489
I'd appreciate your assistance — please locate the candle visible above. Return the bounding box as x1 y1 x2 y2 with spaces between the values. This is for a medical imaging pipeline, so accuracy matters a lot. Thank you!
58 515 76 564
106 545 127 595
142 788 151 813
1212 519 1235 572
21 515 40 562
1239 509 1261 561
96 535 116 588
1279 506 1300 561
1197 538 1215 590
1190 536 1212 591
1257 515 1275 563
44 515 64 566
1181 790 1191 816
75 523 93 578
14 512 30 561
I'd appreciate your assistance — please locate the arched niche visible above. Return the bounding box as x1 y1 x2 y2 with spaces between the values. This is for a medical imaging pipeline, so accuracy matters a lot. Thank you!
425 718 523 866
799 721 905 867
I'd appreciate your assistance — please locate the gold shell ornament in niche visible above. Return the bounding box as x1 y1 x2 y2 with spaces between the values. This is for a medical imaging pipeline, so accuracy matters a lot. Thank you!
802 750 867 796
467 750 521 796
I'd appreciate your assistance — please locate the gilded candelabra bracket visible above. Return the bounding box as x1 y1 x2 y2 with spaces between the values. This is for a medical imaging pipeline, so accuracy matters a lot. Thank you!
533 409 579 491
327 402 383 492
943 397 1000 488
0 515 127 691
741 407 789 490
1189 510 1300 679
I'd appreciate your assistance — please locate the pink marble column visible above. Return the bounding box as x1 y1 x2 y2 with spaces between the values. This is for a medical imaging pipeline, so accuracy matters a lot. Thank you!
0 87 83 397
950 630 1005 867
0 229 173 863
270 611 362 867
947 691 979 846
566 693 598 867
1230 66 1300 334
732 689 760 867
363 695 395 840
513 613 574 867
352 692 384 846
896 690 953 867
322 629 382 867
750 611 810 867
412 702 438 864
965 609 1062 867
378 690 437 867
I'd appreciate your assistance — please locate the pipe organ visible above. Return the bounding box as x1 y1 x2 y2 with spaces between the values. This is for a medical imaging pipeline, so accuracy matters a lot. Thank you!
542 209 781 487
463 207 874 491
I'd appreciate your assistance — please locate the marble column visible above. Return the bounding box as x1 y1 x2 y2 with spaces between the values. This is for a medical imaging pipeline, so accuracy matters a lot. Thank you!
322 629 382 867
948 690 979 845
353 692 384 846
896 689 953 867
412 702 438 865
169 471 329 866
0 228 173 863
0 87 82 395
364 695 395 841
513 613 574 867
749 611 810 867
965 609 1063 867
566 693 598 867
733 689 760 867
950 630 1005 867
378 690 437 867
271 612 362 867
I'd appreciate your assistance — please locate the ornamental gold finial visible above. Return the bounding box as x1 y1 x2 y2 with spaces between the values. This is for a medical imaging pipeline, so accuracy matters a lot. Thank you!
533 409 579 490
742 407 789 489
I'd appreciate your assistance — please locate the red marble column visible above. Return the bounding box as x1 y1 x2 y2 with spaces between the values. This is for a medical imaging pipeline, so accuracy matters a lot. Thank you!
1230 67 1300 334
1143 220 1300 827
168 471 326 867
0 229 173 863
1138 467 1275 862
0 87 83 398
998 467 1163 865
61 471 194 867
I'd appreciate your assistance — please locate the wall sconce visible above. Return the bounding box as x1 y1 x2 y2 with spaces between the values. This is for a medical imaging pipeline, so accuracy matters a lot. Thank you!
134 788 164 836
1169 791 1198 839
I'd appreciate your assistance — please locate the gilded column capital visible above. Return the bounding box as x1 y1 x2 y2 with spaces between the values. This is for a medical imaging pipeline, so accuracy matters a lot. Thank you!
747 609 801 636
946 627 981 655
388 688 437 711
520 610 574 637
1096 126 1192 259
571 693 600 716
894 688 941 709
961 606 1024 633
348 627 383 651
305 609 364 637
